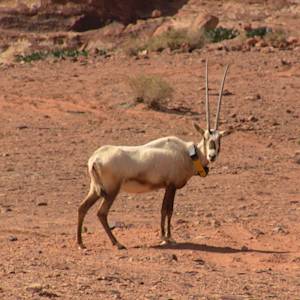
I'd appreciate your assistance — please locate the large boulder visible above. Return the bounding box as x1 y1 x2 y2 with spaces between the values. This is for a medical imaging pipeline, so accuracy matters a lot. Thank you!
153 13 219 36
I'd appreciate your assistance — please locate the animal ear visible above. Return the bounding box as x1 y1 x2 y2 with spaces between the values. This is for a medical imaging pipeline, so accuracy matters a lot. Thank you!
193 123 205 136
219 130 229 137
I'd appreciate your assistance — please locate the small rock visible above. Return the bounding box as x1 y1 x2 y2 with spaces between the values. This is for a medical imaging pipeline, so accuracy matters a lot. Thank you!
281 58 291 66
245 94 260 101
26 283 44 292
176 219 188 224
37 201 47 206
222 89 233 96
137 49 149 59
16 125 28 130
8 236 18 242
194 258 205 265
294 157 300 165
246 37 258 47
39 290 59 298
251 228 265 237
211 219 221 228
243 23 252 31
255 40 268 48
292 257 300 263
248 115 258 122
241 245 249 251
261 46 275 53
171 254 178 261
273 224 289 235
151 9 161 18
286 36 298 45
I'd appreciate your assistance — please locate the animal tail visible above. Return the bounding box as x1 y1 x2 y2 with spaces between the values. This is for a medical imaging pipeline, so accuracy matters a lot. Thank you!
88 160 103 197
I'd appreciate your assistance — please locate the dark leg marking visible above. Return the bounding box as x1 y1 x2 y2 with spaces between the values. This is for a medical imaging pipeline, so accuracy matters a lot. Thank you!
160 185 176 244
97 187 126 250
77 188 100 249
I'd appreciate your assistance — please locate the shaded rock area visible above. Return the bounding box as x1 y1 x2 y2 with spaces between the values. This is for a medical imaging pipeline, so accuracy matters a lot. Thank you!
0 0 188 32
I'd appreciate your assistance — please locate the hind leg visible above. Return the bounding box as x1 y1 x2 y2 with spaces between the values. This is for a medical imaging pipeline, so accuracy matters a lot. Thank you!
97 188 125 250
160 185 176 245
77 186 100 249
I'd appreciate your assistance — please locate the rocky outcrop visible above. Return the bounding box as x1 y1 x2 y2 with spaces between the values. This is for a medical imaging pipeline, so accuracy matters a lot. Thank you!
0 0 188 32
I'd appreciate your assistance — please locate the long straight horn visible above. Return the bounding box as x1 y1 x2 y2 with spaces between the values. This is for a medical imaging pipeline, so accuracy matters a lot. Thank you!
205 59 211 132
215 64 229 130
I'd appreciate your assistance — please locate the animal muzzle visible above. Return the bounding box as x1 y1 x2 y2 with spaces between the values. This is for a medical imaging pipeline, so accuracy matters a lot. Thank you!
208 154 216 162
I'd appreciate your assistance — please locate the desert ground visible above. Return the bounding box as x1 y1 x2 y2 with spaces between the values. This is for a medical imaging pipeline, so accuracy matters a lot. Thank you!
0 1 300 299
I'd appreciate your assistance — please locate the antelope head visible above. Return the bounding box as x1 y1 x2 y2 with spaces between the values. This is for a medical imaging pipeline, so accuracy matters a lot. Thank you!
194 60 229 163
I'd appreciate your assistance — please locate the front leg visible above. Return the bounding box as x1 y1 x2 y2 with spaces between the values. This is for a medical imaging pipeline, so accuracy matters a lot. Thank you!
160 185 176 245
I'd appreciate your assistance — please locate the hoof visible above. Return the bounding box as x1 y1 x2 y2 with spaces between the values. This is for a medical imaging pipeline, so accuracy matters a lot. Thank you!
115 243 127 250
160 240 168 246
160 238 176 246
167 238 176 244
78 243 87 250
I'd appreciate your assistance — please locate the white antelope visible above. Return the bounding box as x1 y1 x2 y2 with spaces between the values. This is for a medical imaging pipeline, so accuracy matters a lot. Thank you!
77 60 229 250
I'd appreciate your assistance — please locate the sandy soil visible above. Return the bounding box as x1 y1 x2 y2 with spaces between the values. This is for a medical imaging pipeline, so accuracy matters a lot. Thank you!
1 3 300 300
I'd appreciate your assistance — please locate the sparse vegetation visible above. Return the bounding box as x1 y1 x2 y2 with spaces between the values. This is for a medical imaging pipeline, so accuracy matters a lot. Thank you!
126 28 205 56
16 49 88 63
129 75 173 110
124 25 292 56
145 28 205 52
245 26 271 38
205 27 239 43
16 51 47 63
124 37 146 56
264 29 288 47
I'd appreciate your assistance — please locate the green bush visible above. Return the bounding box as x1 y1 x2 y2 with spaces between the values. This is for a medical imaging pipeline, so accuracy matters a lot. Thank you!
16 51 47 63
129 75 173 110
16 49 89 63
205 27 239 43
245 27 271 38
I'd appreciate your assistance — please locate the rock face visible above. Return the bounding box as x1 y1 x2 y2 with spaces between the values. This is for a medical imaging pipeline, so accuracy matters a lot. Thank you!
153 14 219 36
0 0 188 32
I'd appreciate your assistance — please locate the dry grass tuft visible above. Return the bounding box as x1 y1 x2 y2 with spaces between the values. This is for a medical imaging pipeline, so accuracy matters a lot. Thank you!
129 75 173 110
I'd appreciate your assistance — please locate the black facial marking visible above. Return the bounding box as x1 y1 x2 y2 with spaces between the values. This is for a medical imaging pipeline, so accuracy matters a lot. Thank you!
209 140 216 150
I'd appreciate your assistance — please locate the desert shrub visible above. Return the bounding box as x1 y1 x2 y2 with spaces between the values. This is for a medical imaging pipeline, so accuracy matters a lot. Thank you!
245 26 271 38
51 49 88 58
264 29 287 47
16 51 47 63
125 28 205 55
129 75 173 110
205 27 239 43
16 49 88 63
124 37 146 56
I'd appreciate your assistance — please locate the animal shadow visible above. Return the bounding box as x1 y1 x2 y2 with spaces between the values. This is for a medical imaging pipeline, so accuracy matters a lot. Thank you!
152 242 288 254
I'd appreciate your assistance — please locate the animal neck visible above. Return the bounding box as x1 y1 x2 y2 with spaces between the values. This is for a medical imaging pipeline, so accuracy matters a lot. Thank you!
196 139 209 167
